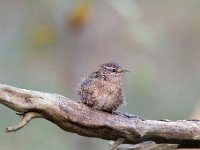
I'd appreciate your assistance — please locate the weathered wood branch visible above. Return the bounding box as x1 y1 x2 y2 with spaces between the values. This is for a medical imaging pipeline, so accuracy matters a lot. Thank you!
0 84 200 148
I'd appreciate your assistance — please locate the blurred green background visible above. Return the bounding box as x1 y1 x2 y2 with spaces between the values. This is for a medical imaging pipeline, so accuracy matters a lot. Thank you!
1 0 200 150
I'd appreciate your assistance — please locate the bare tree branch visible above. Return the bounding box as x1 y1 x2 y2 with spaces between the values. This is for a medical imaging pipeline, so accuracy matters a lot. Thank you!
0 84 200 148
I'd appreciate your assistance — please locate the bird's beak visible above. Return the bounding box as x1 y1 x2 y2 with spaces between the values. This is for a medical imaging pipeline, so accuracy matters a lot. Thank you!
121 69 130 73
123 70 130 73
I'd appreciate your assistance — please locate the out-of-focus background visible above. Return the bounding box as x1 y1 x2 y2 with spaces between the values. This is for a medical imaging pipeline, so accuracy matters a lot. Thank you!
0 0 200 150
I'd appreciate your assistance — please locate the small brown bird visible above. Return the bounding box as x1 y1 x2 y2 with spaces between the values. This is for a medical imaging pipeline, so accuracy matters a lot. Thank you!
77 62 129 113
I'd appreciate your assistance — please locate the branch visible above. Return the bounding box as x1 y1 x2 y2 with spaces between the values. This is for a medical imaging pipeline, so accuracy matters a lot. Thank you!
0 84 200 148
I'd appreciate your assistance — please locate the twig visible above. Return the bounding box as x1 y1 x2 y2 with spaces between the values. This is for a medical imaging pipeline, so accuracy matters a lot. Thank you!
6 112 42 132
110 138 125 150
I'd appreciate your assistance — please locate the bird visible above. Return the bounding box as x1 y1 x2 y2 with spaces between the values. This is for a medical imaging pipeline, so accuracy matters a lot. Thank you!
77 62 129 113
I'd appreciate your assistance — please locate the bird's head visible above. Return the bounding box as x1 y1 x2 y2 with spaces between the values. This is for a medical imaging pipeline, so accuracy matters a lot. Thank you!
99 62 129 78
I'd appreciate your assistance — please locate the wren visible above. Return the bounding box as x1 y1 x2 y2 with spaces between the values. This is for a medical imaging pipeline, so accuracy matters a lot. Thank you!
77 62 129 113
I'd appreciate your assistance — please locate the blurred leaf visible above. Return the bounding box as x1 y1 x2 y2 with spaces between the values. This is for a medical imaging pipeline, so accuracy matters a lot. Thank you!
28 24 56 48
69 1 93 28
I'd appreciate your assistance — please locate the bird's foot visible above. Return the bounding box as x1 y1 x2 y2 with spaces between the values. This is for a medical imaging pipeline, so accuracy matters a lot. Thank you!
112 111 145 120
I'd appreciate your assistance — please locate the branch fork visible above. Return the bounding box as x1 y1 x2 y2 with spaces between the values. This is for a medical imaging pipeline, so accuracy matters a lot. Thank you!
6 112 42 132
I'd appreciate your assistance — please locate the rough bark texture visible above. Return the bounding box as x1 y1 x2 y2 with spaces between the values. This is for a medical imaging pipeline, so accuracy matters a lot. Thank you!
0 84 200 148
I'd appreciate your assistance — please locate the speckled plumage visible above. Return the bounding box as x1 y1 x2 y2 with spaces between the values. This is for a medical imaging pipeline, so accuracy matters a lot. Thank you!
77 62 128 113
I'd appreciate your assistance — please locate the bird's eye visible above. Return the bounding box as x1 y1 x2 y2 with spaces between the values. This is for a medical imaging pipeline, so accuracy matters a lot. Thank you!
112 69 117 72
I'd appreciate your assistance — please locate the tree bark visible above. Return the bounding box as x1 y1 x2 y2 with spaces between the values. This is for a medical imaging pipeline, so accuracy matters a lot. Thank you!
0 84 200 148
